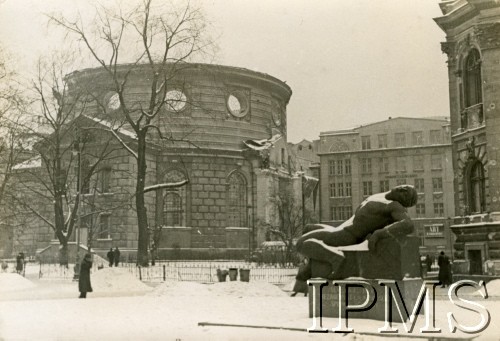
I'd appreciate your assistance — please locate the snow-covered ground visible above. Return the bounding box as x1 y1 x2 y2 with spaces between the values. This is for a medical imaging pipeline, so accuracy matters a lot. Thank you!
0 267 499 340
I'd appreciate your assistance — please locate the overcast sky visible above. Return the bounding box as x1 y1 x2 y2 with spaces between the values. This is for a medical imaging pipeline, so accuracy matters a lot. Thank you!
0 0 449 142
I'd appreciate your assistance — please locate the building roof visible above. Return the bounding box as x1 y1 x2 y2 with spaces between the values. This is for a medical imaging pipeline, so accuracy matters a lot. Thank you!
320 116 450 136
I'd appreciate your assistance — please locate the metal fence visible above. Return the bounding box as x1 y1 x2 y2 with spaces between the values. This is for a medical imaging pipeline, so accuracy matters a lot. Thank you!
38 261 298 284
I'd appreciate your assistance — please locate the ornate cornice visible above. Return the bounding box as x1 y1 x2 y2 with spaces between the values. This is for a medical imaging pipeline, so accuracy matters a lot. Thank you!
441 41 458 67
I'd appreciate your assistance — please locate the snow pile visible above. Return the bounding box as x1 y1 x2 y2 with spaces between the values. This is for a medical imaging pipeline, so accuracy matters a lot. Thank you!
149 280 287 298
485 279 500 297
148 280 211 297
209 281 287 297
91 267 151 292
0 273 36 292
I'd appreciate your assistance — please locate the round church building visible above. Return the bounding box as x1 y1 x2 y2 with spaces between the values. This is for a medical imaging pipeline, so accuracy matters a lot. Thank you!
65 63 295 260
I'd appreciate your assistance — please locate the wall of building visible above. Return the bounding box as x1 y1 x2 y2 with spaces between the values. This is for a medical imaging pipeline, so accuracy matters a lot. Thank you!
435 0 500 266
318 117 455 255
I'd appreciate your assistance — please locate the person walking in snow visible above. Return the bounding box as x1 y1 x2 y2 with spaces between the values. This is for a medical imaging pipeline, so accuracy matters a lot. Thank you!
113 247 120 267
438 251 452 288
107 248 114 267
78 253 93 298
16 252 24 274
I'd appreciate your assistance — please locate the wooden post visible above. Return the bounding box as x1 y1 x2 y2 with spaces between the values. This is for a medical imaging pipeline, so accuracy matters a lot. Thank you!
163 265 166 281
138 266 142 281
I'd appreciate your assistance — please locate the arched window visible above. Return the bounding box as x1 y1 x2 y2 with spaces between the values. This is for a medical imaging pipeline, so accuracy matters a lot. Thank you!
467 161 486 213
464 49 482 108
226 172 247 227
163 170 187 226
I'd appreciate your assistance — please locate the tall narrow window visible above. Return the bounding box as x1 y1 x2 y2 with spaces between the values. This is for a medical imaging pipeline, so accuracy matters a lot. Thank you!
379 157 389 173
164 192 182 226
361 136 371 150
81 159 91 194
338 183 344 197
416 204 426 217
100 167 111 193
98 214 110 239
344 159 351 175
329 160 336 175
432 177 443 192
163 170 187 227
379 180 389 192
329 183 336 197
414 178 425 193
464 49 482 108
226 172 247 227
361 158 372 174
345 182 352 197
363 181 373 196
468 161 485 213
337 160 344 175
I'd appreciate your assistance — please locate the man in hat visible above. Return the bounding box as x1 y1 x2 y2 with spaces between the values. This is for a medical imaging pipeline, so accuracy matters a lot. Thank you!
78 253 93 298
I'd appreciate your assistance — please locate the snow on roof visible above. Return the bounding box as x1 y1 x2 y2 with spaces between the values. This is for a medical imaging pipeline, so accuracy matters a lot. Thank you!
243 134 282 151
12 156 41 170
83 115 137 139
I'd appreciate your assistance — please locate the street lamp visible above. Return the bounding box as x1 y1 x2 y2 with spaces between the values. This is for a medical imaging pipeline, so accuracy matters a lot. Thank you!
72 137 82 281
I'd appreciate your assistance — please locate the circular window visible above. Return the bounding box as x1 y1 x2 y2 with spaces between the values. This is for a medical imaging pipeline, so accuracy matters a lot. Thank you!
165 90 187 112
227 91 248 118
271 100 282 126
106 92 120 111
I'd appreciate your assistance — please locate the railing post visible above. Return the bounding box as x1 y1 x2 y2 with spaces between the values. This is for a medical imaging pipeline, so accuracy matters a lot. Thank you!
163 265 166 281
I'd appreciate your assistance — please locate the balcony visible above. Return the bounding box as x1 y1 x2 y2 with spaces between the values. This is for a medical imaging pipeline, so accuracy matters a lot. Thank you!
460 104 484 131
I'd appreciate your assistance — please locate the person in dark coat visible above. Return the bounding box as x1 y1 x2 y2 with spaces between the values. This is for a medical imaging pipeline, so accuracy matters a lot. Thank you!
113 247 120 267
106 248 114 267
79 253 93 298
438 251 452 288
16 253 24 274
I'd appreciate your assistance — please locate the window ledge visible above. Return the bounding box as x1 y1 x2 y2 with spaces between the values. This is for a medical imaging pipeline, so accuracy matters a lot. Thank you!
96 238 112 241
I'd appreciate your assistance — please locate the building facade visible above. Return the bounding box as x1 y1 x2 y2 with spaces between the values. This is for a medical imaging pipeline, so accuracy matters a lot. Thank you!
435 0 500 274
2 63 319 260
318 117 455 256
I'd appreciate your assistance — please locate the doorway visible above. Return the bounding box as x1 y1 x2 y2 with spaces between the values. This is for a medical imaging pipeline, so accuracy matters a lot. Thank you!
468 249 482 275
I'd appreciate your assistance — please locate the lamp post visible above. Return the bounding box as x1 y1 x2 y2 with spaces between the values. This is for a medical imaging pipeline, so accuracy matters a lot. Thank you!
73 137 82 280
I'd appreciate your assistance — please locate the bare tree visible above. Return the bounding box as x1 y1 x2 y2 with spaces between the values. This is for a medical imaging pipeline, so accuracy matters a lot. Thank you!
49 0 215 265
0 47 27 206
9 54 118 265
260 185 316 265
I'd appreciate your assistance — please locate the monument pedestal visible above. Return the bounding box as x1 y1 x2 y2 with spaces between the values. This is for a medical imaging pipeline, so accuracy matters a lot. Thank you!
307 236 423 322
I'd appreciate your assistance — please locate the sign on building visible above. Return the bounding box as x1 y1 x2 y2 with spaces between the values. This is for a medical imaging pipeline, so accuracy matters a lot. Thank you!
425 224 444 238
